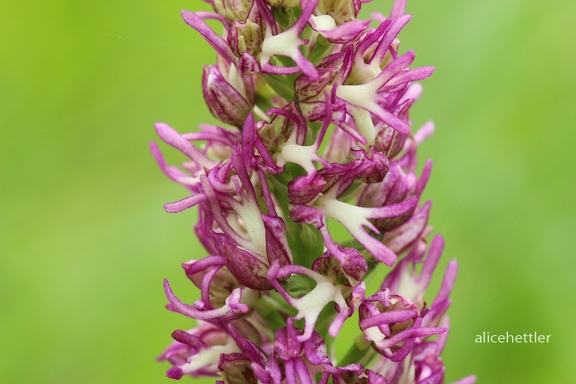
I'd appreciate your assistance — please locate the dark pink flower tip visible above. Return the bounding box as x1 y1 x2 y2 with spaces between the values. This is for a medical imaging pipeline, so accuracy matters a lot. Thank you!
164 194 207 213
171 330 207 351
166 367 183 380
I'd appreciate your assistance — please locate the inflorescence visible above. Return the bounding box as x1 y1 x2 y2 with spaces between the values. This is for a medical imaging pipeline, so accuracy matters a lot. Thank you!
152 0 475 382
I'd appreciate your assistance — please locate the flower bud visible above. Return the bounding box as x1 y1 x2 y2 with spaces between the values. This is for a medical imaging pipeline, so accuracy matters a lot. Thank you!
375 123 407 159
258 103 306 152
210 229 272 290
228 19 263 56
212 0 252 22
202 65 251 128
317 0 361 24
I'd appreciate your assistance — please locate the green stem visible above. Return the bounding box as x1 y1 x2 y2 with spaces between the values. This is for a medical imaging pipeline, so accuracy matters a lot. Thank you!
268 171 323 268
262 73 295 102
338 335 377 366
252 291 296 338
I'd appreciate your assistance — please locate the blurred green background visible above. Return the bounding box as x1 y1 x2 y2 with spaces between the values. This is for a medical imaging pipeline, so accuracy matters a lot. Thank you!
1 0 575 383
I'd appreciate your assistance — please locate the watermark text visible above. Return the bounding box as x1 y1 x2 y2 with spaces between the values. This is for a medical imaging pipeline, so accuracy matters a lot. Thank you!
475 331 550 344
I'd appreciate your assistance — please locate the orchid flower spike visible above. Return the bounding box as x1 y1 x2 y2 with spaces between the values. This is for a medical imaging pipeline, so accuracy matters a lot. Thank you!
152 0 475 382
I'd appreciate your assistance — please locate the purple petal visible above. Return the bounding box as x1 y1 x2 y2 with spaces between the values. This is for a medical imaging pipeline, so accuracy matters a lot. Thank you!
311 19 370 44
360 309 417 329
355 19 392 58
292 0 319 32
294 358 313 384
164 279 247 320
274 326 304 361
290 204 325 228
416 158 433 197
418 235 444 288
181 10 237 65
228 324 267 367
382 201 431 254
390 0 407 19
432 260 458 308
155 122 211 168
238 52 261 74
303 332 330 365
295 49 353 102
370 15 411 65
387 66 435 88
253 0 277 35
171 330 208 351
413 121 435 145
164 194 207 213
150 141 197 185
378 325 445 351
264 352 282 383
374 50 416 87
